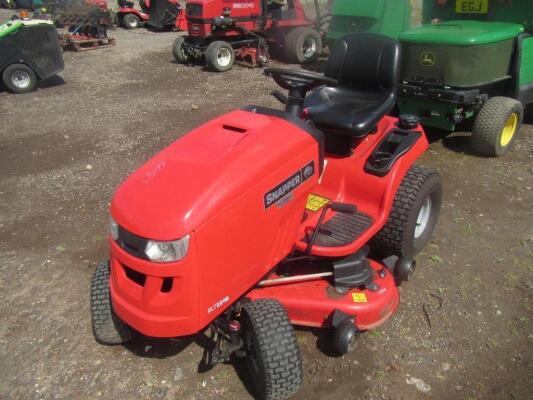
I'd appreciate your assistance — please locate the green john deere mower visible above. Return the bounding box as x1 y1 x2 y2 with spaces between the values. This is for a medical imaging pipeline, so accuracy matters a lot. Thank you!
398 0 533 156
325 0 415 48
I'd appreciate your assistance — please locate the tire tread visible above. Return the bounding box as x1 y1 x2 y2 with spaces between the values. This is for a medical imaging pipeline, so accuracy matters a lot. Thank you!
206 41 235 72
2 63 37 94
471 96 523 157
172 36 189 63
243 299 302 400
284 27 321 64
123 13 140 29
373 165 440 257
90 261 133 345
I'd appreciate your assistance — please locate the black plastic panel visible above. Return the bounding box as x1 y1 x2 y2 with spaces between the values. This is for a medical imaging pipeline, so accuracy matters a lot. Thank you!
365 128 421 177
117 226 149 260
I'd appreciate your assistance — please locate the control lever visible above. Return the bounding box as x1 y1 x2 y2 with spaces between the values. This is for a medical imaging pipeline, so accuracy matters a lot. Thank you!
305 202 357 256
271 89 288 105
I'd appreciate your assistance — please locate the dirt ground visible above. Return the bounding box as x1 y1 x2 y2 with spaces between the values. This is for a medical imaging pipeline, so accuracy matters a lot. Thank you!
1 9 532 400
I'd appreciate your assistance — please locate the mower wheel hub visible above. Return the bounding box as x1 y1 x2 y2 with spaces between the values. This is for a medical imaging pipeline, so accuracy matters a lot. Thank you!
415 196 432 239
302 37 317 59
501 112 518 147
217 48 232 68
11 70 31 89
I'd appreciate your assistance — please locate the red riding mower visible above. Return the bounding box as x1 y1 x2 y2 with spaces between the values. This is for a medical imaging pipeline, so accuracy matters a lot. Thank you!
91 33 442 399
116 0 149 29
172 0 325 71
117 0 187 30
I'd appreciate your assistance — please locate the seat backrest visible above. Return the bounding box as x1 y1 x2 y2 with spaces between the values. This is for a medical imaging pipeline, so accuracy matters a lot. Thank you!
118 0 134 8
325 32 401 94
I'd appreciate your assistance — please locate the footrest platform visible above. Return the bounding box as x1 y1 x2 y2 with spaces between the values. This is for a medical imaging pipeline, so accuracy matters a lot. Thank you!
302 211 374 248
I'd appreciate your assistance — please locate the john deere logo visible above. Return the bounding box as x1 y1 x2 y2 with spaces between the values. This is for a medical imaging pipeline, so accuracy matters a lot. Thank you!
420 52 436 67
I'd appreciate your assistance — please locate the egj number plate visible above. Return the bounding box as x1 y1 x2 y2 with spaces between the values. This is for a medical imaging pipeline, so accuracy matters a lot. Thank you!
456 0 489 14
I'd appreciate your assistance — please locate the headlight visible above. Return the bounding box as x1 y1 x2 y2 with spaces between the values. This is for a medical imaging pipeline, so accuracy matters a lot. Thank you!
145 235 190 263
110 216 119 241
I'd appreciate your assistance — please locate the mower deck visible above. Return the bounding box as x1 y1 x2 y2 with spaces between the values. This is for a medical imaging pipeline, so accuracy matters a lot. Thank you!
248 260 399 330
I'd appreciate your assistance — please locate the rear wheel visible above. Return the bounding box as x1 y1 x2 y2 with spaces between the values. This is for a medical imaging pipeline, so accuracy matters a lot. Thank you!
172 36 190 63
122 13 140 29
2 63 37 94
284 27 322 64
372 165 442 258
471 96 523 157
91 261 133 345
241 299 302 400
206 41 235 72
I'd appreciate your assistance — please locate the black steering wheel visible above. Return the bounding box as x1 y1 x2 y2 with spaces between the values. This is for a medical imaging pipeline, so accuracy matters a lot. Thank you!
264 67 338 116
264 67 338 92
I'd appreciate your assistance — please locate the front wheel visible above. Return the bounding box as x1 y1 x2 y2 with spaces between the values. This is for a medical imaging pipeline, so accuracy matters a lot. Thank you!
2 63 37 94
241 299 302 400
372 165 442 258
172 35 190 63
471 96 523 157
122 13 140 29
206 41 235 72
284 27 322 64
90 261 133 345
333 318 360 355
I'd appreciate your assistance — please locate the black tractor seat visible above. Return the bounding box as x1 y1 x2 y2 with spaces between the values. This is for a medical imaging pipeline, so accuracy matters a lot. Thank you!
118 0 135 8
304 33 401 148
305 89 395 137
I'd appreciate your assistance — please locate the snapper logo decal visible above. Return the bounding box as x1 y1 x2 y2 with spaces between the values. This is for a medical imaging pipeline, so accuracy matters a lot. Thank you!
264 161 315 209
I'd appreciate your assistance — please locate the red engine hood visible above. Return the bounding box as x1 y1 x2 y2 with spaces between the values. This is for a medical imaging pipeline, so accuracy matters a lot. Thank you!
111 109 317 241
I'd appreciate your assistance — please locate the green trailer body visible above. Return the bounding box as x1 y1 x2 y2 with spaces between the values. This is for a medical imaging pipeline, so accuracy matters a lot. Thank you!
422 0 533 33
397 0 533 139
326 0 412 48
400 21 522 88
520 36 533 92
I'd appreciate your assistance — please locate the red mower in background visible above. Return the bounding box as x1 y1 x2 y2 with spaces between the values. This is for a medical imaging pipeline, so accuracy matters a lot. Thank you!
86 0 108 9
116 0 149 29
117 0 187 30
173 0 326 71
91 33 443 400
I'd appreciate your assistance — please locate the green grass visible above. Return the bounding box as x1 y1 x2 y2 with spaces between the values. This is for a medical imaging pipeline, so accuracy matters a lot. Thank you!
461 223 473 236
430 255 443 264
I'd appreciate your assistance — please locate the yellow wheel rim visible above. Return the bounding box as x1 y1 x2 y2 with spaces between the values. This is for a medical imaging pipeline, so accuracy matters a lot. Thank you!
500 113 518 147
